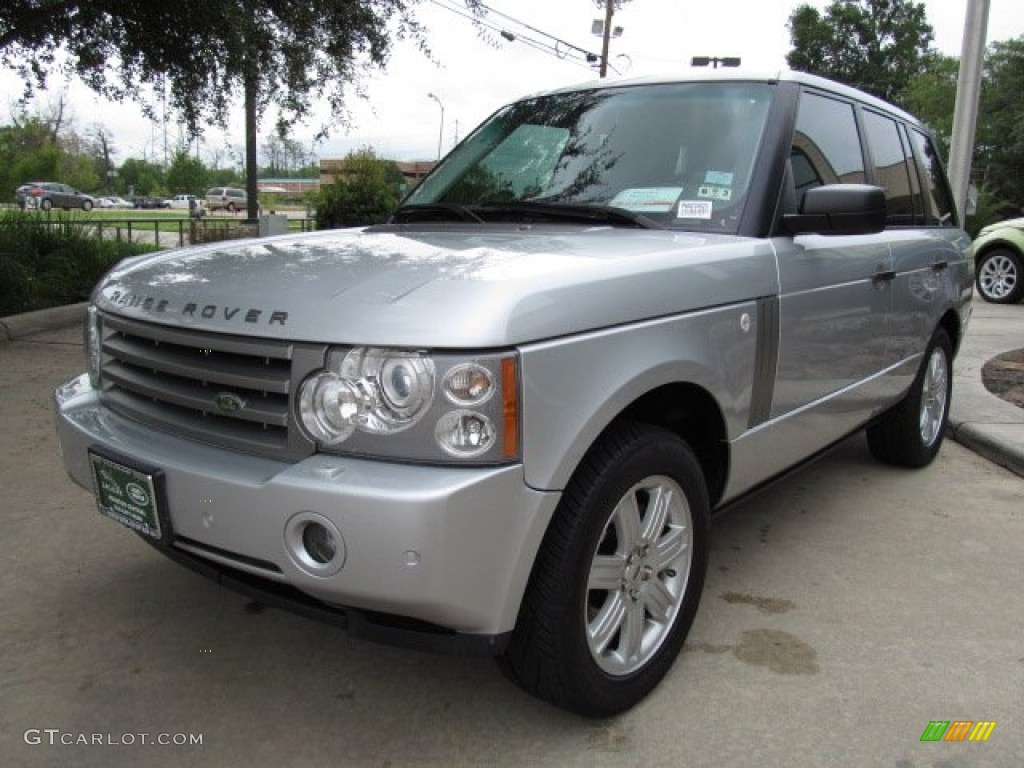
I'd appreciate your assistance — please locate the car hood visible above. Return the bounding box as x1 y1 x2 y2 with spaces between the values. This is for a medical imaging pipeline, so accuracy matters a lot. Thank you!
978 217 1024 237
94 225 778 347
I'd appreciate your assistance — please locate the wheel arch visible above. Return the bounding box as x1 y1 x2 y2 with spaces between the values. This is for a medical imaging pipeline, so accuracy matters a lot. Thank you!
973 234 1024 265
615 383 729 508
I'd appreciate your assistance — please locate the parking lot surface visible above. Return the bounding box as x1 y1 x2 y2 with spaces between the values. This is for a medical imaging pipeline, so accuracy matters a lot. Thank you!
1 325 1021 768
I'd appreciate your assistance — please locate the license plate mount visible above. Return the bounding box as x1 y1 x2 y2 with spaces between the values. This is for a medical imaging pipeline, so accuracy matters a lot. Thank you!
88 449 170 543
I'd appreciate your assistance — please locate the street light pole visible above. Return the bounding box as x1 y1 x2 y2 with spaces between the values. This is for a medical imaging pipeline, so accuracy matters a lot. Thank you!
427 93 445 161
948 0 990 222
599 0 614 78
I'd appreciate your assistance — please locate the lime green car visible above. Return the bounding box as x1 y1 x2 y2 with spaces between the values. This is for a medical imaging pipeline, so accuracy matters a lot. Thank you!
973 217 1024 303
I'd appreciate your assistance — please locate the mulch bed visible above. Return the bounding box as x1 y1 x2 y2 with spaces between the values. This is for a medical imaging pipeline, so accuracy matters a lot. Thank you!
981 349 1024 409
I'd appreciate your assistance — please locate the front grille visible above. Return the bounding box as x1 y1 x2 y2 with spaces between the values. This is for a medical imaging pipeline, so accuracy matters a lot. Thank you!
99 313 324 460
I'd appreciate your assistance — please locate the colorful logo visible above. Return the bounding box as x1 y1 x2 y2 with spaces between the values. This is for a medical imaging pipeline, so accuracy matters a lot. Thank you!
920 721 996 742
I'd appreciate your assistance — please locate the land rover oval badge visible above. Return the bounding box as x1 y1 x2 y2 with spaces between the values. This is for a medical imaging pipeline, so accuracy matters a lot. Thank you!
215 392 245 414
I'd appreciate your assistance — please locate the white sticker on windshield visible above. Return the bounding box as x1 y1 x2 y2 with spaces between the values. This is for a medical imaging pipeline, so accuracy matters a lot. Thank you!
704 171 734 186
677 200 713 220
609 187 682 213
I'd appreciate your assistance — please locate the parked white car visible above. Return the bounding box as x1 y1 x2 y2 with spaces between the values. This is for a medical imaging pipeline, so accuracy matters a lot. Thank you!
99 196 135 209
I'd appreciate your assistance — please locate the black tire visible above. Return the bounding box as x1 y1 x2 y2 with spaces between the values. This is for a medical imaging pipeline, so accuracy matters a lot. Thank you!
227 202 236 213
40 198 52 211
82 199 93 212
867 328 952 468
975 247 1024 304
500 421 710 717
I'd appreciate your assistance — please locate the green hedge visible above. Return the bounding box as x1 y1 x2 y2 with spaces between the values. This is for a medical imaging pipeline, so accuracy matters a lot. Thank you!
0 212 158 316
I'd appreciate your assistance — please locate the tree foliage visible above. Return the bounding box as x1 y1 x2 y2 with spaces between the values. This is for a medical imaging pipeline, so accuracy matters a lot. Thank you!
1 1 430 139
315 148 403 229
901 37 1024 228
786 0 934 104
164 150 209 195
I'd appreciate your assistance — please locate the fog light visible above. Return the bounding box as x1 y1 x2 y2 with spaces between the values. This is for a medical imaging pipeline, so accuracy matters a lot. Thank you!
284 512 346 576
302 522 336 564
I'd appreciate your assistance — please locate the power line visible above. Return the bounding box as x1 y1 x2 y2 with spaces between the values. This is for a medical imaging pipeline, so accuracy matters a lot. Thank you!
426 0 604 73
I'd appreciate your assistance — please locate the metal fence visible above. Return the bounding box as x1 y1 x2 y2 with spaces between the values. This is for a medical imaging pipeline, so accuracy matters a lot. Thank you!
7 215 317 249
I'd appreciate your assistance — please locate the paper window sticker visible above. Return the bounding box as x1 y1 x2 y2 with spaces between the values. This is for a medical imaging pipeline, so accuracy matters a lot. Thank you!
609 187 683 213
677 200 713 220
704 171 734 186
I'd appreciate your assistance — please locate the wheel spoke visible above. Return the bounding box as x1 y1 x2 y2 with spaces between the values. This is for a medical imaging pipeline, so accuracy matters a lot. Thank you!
588 591 627 655
641 579 675 622
648 527 688 572
619 600 646 663
588 554 626 591
640 485 672 543
612 493 642 551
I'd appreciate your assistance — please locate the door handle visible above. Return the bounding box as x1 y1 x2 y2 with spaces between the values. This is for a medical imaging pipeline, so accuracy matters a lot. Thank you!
932 260 949 272
872 268 896 284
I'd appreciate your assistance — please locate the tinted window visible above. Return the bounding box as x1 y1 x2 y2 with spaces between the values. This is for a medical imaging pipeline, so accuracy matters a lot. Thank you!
862 110 917 226
791 92 865 197
909 129 956 226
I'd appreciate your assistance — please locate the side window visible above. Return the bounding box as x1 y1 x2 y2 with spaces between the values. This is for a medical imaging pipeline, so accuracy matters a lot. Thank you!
791 92 865 198
862 110 918 226
908 129 957 227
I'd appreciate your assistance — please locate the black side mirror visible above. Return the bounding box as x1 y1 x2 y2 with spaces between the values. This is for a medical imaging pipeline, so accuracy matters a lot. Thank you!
784 184 886 236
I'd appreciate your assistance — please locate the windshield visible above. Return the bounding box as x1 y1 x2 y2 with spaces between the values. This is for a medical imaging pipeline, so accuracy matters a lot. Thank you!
405 82 774 232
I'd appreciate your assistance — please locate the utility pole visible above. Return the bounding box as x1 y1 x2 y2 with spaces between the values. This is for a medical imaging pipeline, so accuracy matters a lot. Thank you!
948 0 990 223
599 0 614 78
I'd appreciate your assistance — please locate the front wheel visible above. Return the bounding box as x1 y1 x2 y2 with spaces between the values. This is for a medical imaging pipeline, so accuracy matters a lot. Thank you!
867 328 952 468
82 199 93 212
500 422 710 717
39 198 52 211
975 248 1023 304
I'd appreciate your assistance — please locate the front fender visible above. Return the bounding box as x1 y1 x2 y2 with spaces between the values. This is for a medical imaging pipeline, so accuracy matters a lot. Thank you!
518 301 761 491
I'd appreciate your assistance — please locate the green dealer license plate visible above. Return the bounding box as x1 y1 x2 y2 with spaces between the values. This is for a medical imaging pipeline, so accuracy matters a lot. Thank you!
89 451 168 541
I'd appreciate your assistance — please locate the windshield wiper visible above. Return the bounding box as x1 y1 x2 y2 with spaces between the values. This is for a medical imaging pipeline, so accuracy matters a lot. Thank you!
476 201 662 229
391 203 485 224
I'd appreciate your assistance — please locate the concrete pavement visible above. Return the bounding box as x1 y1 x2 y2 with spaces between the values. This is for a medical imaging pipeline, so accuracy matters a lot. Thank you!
4 298 1022 478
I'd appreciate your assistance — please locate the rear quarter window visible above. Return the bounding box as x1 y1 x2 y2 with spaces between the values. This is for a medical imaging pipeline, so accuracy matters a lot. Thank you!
908 129 957 227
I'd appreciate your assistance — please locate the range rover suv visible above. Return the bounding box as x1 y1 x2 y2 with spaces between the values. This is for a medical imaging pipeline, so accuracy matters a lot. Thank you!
55 70 972 716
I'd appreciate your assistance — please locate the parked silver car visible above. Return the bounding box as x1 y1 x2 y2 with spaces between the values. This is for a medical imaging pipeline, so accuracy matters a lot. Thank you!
55 70 971 716
205 186 248 212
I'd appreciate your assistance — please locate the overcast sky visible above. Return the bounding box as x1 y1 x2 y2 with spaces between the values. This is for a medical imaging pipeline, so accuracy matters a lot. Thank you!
2 0 1024 168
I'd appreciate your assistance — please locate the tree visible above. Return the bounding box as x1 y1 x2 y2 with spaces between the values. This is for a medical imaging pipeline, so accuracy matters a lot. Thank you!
165 150 209 195
117 157 164 197
315 148 403 229
0 1 452 218
902 37 1024 229
977 38 1024 216
786 0 934 104
901 53 959 155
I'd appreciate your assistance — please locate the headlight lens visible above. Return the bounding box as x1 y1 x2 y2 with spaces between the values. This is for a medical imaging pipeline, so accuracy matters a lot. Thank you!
298 347 518 463
339 348 435 432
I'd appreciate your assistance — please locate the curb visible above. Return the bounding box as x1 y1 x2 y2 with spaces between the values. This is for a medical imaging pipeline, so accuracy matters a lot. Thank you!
0 302 88 344
951 421 1024 479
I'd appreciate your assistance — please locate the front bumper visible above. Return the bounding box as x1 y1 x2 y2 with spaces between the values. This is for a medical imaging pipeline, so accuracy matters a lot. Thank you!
55 374 560 648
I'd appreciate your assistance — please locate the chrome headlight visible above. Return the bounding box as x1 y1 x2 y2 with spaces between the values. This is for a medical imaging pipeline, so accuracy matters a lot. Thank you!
298 347 518 463
84 305 103 387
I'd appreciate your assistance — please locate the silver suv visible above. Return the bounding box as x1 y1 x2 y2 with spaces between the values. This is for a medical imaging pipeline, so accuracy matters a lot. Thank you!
55 71 971 716
205 186 247 212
